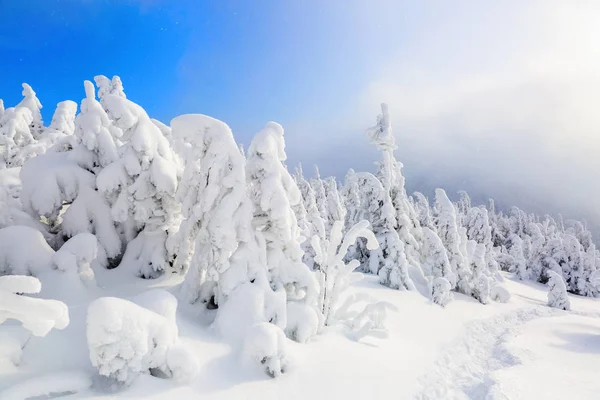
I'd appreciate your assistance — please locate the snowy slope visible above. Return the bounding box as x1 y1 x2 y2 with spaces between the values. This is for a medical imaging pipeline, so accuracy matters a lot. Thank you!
2 272 600 400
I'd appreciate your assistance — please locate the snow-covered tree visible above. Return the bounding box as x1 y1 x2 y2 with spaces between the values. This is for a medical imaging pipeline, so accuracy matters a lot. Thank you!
16 83 44 138
340 169 362 229
421 227 456 288
169 114 264 306
47 100 77 138
355 172 415 291
246 121 318 320
294 165 325 270
467 241 491 304
433 189 470 294
367 103 421 265
431 277 452 307
310 166 328 223
413 191 434 229
98 84 179 277
323 176 346 230
508 234 528 280
456 190 472 226
0 106 37 167
465 206 498 276
111 75 126 97
547 270 570 310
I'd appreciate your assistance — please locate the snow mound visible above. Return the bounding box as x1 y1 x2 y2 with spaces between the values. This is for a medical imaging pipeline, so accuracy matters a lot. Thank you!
0 226 54 276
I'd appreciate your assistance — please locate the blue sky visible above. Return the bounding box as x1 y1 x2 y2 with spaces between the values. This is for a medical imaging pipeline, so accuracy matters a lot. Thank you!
0 0 402 143
2 0 600 231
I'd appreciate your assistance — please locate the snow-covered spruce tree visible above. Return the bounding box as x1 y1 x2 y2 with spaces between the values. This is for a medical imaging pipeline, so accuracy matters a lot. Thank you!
354 172 415 291
98 82 179 277
168 114 267 306
294 165 325 271
527 222 546 281
366 103 421 266
420 227 456 289
561 233 585 294
16 83 44 139
413 191 434 229
508 234 529 280
324 176 346 231
433 189 470 294
19 81 121 267
467 241 491 304
0 106 36 168
49 100 77 135
340 168 362 229
339 169 363 265
465 206 498 276
431 277 452 307
246 121 319 336
310 166 328 223
0 99 4 120
111 75 126 97
456 190 472 227
547 270 570 310
581 243 600 297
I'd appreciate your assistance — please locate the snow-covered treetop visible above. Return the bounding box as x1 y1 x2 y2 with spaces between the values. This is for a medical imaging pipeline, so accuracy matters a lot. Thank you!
111 75 126 98
49 100 78 136
93 75 112 100
17 83 43 136
366 103 397 152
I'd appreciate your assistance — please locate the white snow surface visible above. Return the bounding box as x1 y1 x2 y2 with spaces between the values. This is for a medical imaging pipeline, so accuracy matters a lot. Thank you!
1 272 599 399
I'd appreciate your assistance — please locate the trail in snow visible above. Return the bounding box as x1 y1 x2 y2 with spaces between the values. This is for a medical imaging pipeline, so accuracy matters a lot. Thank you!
413 306 563 400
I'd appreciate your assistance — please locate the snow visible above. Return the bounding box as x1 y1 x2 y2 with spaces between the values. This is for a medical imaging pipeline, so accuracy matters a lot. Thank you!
2 80 600 399
0 275 69 337
0 270 597 399
86 295 196 386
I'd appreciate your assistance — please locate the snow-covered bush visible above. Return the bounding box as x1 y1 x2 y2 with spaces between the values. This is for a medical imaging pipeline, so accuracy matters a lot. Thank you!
285 301 319 343
50 232 98 285
86 296 197 386
547 270 570 311
431 277 452 307
334 293 398 340
214 282 290 376
491 285 511 303
0 275 69 337
310 220 378 326
243 322 289 378
214 282 286 345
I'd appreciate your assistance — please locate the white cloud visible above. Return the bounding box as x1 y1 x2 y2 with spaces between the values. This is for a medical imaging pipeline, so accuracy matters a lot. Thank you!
350 1 600 229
